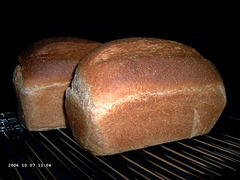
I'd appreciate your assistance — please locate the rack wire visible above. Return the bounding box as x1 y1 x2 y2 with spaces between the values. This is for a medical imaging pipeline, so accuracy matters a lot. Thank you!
1 112 240 179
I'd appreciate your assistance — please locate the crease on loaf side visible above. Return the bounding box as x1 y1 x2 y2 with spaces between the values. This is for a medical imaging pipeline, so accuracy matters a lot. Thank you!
70 74 226 121
14 65 70 93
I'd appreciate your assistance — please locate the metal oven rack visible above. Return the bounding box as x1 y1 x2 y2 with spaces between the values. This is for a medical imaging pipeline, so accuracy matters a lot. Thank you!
1 112 240 179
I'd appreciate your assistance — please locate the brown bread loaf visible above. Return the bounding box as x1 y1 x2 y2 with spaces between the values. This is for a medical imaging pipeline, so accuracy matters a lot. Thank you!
65 37 226 155
13 37 100 131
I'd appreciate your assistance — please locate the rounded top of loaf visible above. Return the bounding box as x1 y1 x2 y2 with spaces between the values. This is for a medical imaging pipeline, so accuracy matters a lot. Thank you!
72 37 224 105
18 37 101 86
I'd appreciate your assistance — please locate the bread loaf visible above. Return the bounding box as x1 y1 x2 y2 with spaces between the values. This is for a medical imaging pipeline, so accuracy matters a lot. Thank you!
13 37 100 131
65 38 226 155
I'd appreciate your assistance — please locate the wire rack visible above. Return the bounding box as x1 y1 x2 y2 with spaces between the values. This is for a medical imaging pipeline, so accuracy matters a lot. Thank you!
1 112 240 179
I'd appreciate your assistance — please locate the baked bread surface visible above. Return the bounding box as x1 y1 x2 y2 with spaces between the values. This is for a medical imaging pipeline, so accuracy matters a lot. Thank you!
13 37 100 131
66 38 227 155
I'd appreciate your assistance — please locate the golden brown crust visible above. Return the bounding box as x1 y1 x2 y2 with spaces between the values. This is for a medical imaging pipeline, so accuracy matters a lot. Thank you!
14 37 101 131
66 38 227 155
19 37 101 86
79 38 223 105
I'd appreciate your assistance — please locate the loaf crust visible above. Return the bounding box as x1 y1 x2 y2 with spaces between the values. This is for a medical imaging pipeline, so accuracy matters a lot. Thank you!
19 37 101 86
13 37 100 131
65 38 226 155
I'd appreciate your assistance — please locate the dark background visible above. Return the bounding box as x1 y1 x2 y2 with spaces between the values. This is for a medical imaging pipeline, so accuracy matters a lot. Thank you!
1 6 239 114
